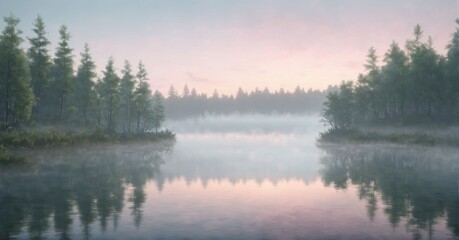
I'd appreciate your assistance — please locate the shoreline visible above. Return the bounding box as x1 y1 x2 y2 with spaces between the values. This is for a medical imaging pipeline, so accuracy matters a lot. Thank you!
317 128 459 147
0 129 176 164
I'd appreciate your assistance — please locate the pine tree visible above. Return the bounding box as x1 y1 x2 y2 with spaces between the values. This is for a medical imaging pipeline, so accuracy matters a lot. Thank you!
446 19 459 116
75 43 96 124
52 25 74 122
27 15 51 117
322 81 354 130
119 60 135 132
182 84 190 98
322 22 457 127
382 42 408 116
168 85 178 99
0 15 35 129
133 62 152 133
100 58 120 131
152 91 165 133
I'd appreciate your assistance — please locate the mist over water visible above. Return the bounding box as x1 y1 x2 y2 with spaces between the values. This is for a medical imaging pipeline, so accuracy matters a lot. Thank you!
164 113 325 134
2 1 459 239
1 114 459 240
162 114 325 185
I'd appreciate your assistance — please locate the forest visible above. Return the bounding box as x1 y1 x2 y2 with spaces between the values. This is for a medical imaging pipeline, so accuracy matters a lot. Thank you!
0 15 166 134
322 21 459 130
163 85 333 119
0 13 331 131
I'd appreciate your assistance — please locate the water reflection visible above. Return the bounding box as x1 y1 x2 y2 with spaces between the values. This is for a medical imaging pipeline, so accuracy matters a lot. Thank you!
1 132 459 239
0 142 173 240
320 144 459 239
161 132 321 186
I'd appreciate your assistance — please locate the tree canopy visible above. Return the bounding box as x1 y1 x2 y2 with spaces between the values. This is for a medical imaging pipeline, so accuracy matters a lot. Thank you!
322 22 459 129
0 15 166 133
0 15 35 130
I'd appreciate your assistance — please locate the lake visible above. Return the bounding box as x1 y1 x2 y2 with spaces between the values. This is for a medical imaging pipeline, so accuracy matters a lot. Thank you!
1 115 459 240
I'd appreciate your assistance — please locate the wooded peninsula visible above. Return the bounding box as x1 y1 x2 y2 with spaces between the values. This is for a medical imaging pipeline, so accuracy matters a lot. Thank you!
0 15 173 163
320 20 459 146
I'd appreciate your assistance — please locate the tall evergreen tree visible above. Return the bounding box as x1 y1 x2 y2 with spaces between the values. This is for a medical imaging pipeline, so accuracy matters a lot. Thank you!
52 25 74 122
382 42 408 116
182 84 190 98
133 62 152 133
119 60 135 132
322 81 354 130
27 15 51 116
445 19 459 115
405 24 426 114
152 91 165 133
168 85 178 99
100 58 120 131
0 15 35 129
75 43 96 124
358 47 382 119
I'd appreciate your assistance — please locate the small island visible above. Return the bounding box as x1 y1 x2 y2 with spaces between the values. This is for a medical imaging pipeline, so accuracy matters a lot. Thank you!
319 20 459 147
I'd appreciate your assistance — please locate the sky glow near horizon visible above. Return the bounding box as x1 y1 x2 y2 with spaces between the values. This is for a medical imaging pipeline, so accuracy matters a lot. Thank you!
0 0 458 95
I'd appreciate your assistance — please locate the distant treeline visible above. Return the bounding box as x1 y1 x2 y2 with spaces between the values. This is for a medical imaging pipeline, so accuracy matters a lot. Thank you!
0 15 165 133
323 21 459 130
164 85 335 119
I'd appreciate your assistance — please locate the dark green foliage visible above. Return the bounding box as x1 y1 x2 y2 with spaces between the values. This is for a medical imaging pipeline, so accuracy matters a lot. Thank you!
119 60 136 132
133 61 153 133
0 15 35 129
322 21 459 130
321 81 354 130
51 25 74 122
0 15 174 164
0 15 166 133
99 58 120 131
152 91 165 133
74 43 97 124
28 15 51 117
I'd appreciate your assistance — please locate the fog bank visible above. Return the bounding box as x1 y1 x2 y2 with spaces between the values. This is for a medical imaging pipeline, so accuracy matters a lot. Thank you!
164 113 324 134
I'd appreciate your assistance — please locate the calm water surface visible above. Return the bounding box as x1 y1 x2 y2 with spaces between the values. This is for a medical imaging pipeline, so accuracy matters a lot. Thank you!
1 115 459 240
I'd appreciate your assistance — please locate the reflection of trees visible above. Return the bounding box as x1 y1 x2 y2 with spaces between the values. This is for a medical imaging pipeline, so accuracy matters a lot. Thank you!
320 145 459 239
0 141 174 239
125 151 164 228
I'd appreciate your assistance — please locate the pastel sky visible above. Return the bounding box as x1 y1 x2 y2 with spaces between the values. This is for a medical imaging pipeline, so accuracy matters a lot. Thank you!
1 0 458 95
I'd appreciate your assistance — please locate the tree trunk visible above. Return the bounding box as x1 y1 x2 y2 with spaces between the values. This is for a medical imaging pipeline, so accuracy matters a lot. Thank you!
127 104 131 133
4 47 12 130
34 56 43 116
59 92 64 121
4 97 9 130
136 111 141 133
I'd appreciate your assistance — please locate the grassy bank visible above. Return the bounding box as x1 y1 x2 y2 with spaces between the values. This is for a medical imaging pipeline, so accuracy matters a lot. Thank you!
0 129 175 164
0 129 175 148
318 128 459 147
